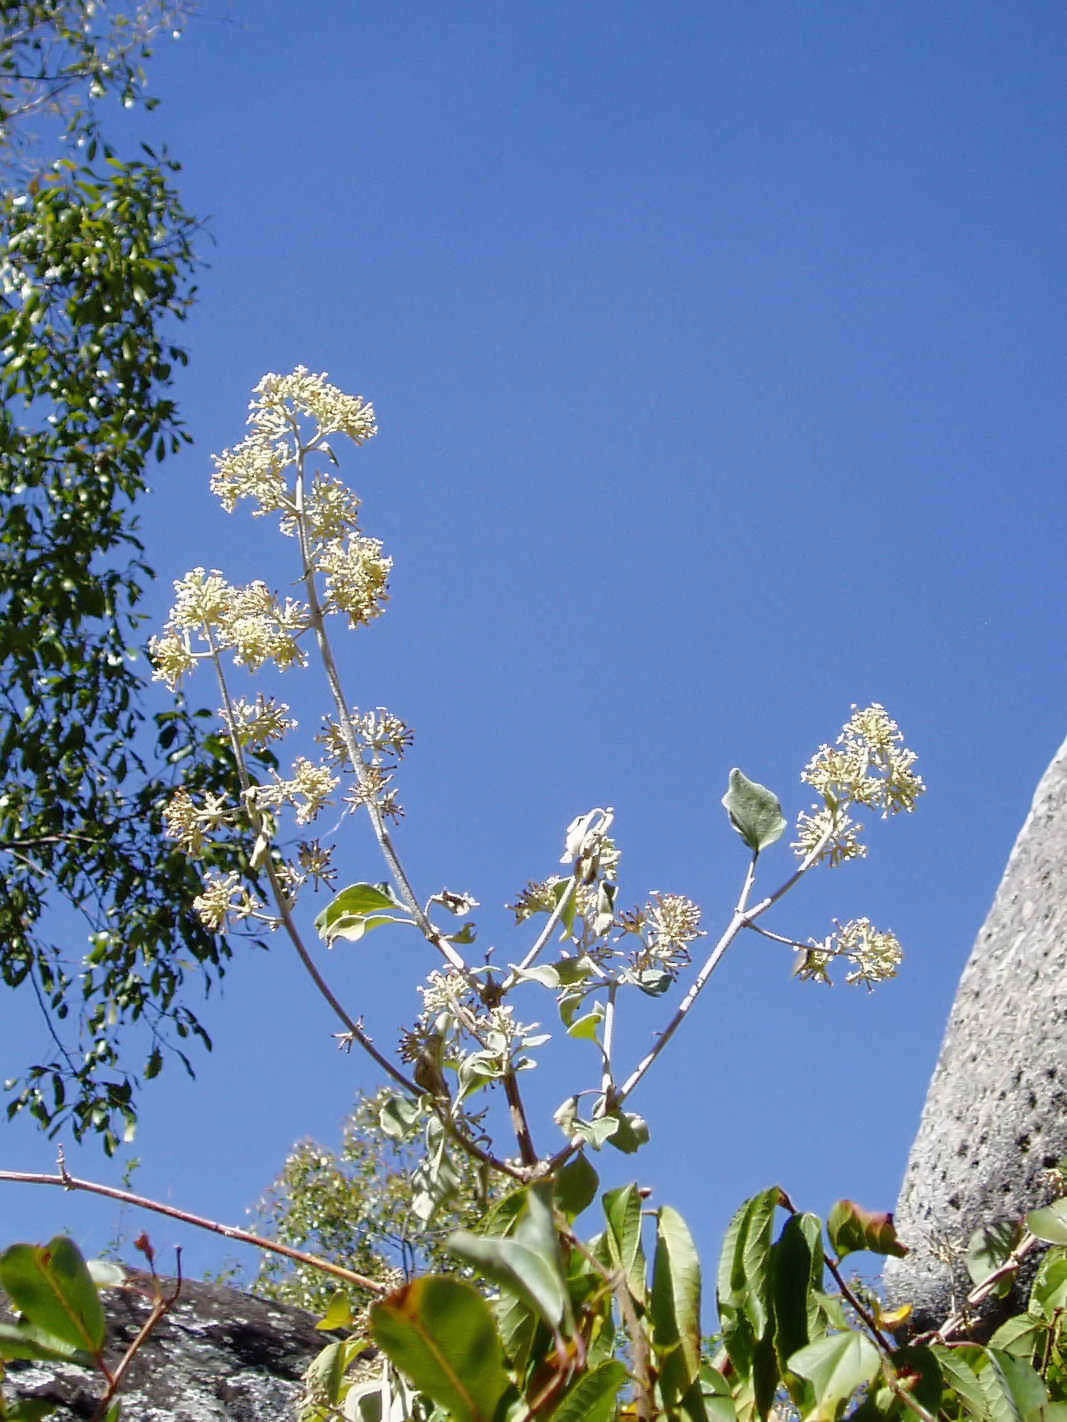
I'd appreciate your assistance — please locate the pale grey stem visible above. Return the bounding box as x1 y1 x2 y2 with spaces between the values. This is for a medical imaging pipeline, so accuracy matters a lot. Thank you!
290 442 467 975
600 982 618 1102
614 824 835 1108
207 630 418 1098
502 874 578 991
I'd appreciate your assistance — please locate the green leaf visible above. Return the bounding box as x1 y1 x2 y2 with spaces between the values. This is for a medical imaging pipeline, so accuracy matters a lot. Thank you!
603 1184 647 1303
966 1219 1024 1289
551 1360 629 1422
651 1205 703 1403
567 1006 603 1042
1029 1248 1067 1318
788 1331 881 1419
826 1200 908 1262
604 1110 650 1155
0 1237 105 1354
976 1348 1048 1422
932 1343 988 1421
988 1314 1046 1360
721 769 786 854
448 1188 569 1333
716 1187 783 1337
313 883 409 945
1027 1198 1067 1246
315 1290 356 1332
0 1318 92 1364
555 1154 599 1221
771 1211 825 1366
370 1276 511 1422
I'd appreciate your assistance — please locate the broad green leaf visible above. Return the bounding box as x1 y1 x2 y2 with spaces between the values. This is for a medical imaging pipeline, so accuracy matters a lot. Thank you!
2 1397 61 1420
447 1229 568 1332
302 1339 350 1408
699 1363 738 1422
788 1331 880 1419
932 1343 987 1421
721 769 786 854
0 1318 92 1364
313 883 410 945
717 1187 783 1337
551 1360 629 1422
772 1211 825 1366
967 1219 1023 1290
976 1348 1048 1422
0 1238 105 1354
370 1276 511 1422
555 1154 599 1221
567 1007 603 1042
1027 1199 1067 1246
889 1345 943 1417
988 1314 1045 1360
651 1205 703 1401
1030 1249 1067 1317
826 1200 907 1262
603 1185 647 1303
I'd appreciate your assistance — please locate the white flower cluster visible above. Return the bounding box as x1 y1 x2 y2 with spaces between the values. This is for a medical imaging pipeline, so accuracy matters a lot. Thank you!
149 568 309 690
793 704 924 866
793 917 903 991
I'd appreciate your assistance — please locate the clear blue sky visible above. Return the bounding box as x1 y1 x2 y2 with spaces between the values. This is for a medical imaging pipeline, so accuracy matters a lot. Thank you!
5 0 1066 1301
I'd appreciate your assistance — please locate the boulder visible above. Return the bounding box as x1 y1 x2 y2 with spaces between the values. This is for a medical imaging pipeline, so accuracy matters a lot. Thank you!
1 1269 331 1421
884 735 1067 1333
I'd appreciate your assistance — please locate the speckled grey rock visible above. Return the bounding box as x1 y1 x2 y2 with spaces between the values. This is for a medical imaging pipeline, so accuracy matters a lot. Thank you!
1 1270 329 1420
884 735 1067 1334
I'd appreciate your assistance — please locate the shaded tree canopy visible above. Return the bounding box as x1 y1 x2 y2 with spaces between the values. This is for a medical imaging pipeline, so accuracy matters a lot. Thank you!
0 1 271 1152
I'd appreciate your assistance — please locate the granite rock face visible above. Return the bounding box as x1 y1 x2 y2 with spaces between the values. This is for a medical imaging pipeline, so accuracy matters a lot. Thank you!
884 736 1067 1334
1 1270 329 1420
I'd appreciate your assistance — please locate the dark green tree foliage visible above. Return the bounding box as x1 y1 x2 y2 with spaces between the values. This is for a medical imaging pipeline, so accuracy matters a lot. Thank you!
0 2 270 1153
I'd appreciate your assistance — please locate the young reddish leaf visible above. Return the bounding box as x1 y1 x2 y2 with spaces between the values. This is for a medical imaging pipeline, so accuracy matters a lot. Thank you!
826 1201 908 1261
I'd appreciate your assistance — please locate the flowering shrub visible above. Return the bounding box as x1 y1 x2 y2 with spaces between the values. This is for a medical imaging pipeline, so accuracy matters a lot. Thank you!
4 369 1061 1422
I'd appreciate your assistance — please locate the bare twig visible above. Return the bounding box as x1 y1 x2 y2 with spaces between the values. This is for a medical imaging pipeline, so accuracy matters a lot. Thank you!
0 1161 387 1295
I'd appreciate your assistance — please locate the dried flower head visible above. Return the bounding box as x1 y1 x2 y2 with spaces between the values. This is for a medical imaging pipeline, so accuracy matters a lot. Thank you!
509 877 566 923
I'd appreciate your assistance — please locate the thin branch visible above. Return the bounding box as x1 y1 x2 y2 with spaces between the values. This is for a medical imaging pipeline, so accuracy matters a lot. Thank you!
205 628 418 1098
503 873 579 990
291 441 466 976
613 827 834 1110
921 1230 1042 1345
93 1265 183 1422
0 1161 388 1295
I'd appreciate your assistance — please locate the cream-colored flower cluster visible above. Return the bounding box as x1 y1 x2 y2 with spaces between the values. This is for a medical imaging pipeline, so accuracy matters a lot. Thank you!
646 892 704 952
247 756 340 826
219 693 296 748
193 871 264 932
162 787 235 857
249 367 378 447
149 568 309 690
318 707 414 767
316 533 392 629
792 704 924 865
211 370 376 519
794 917 903 990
